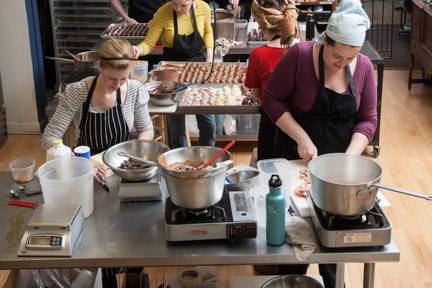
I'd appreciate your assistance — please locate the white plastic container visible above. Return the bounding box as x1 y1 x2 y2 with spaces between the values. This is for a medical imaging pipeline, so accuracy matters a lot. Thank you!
46 139 72 162
131 61 148 83
37 157 95 218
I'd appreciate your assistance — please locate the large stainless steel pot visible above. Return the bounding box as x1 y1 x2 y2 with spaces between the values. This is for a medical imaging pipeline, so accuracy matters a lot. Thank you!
158 146 231 209
308 153 432 216
103 139 169 182
260 275 324 288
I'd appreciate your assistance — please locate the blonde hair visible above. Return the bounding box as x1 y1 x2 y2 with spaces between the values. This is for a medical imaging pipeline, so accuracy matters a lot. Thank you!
99 38 134 70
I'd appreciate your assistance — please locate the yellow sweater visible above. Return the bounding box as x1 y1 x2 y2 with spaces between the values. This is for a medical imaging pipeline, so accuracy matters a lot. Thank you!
138 1 214 54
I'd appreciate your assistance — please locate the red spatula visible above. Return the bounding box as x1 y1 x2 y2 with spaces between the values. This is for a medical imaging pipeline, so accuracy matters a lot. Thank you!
200 140 236 170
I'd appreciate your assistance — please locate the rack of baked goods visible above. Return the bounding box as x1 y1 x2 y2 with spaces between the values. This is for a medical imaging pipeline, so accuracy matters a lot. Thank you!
101 23 149 38
177 85 259 107
156 62 247 84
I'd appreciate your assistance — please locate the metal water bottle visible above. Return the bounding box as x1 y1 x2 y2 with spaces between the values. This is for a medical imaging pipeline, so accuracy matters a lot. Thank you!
266 174 286 245
306 14 315 41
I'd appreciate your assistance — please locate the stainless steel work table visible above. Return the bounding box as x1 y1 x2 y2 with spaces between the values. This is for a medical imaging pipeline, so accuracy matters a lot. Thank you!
0 172 399 288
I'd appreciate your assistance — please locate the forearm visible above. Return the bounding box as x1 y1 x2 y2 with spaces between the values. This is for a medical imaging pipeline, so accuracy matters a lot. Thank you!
346 132 369 155
111 0 129 19
275 112 313 146
137 129 154 140
206 48 213 62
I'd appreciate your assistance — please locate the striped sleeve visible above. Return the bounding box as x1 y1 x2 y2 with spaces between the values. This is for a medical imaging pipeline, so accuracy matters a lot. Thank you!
131 81 153 133
41 82 84 150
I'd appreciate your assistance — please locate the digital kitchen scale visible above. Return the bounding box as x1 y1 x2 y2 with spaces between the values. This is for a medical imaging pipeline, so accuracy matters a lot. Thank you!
17 203 84 257
118 172 165 202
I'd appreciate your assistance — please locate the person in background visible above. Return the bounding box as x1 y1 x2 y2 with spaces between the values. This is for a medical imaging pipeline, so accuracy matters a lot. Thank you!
111 0 168 23
133 0 215 148
245 0 299 160
263 0 376 286
42 38 154 181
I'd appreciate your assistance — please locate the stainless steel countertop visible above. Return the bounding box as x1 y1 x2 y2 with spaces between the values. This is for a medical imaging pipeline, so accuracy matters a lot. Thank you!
0 172 399 270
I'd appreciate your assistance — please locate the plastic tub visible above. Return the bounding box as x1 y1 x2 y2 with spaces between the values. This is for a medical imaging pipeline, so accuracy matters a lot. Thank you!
9 157 36 183
37 157 95 218
257 158 296 201
131 61 148 83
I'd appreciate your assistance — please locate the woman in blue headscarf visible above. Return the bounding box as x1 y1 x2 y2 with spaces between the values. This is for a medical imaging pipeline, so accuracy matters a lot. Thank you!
258 0 377 287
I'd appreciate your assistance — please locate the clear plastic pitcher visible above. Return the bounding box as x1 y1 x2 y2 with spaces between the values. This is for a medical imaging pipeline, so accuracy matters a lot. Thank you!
37 157 95 218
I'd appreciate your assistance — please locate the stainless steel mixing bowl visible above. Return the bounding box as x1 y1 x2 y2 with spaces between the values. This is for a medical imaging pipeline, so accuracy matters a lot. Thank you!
103 140 169 182
225 170 259 191
144 81 180 106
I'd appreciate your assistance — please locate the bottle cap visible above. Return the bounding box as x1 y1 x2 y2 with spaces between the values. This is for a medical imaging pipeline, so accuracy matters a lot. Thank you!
269 174 282 188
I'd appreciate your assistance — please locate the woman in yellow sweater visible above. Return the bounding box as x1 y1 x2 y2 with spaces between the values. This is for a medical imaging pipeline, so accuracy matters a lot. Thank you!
134 0 214 61
134 0 216 148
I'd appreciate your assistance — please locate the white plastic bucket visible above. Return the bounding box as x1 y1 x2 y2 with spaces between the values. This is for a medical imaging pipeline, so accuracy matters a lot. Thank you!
37 157 95 218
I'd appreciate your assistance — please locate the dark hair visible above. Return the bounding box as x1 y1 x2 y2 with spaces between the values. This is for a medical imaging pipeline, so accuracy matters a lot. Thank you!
258 0 287 11
325 34 360 48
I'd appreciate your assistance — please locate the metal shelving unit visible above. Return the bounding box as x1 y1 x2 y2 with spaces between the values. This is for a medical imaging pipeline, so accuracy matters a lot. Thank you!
49 0 126 85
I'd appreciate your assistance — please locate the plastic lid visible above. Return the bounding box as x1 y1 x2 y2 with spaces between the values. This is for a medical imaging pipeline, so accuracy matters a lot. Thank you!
52 139 63 145
269 174 282 188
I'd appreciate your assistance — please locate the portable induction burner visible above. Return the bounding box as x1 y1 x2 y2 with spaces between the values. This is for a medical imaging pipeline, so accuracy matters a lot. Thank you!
165 190 257 242
118 172 165 202
17 204 84 257
307 196 391 248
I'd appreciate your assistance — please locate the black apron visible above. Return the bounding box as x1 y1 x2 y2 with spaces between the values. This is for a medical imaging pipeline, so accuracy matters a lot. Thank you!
128 0 168 23
274 45 357 160
162 5 205 62
77 75 130 155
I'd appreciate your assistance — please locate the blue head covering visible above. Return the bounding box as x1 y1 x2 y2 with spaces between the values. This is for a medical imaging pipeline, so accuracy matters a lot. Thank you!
315 0 370 47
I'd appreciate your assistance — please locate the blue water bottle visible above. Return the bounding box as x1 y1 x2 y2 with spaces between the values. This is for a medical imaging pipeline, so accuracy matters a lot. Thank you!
266 174 286 246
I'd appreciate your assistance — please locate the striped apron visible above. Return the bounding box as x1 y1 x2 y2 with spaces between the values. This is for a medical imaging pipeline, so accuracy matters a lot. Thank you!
77 75 130 154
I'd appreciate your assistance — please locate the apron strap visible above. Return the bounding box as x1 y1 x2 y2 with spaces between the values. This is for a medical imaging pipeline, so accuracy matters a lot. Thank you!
116 85 122 105
79 75 99 130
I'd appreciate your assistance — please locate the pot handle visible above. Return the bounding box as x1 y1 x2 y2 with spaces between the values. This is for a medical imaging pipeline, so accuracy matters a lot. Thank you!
372 183 432 200
45 56 75 63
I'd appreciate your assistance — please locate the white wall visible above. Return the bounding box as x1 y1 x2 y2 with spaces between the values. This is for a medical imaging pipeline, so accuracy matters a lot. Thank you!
0 0 40 134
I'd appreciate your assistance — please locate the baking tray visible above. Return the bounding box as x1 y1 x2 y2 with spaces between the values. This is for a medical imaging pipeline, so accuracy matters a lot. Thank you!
175 84 259 114
153 61 247 84
100 23 149 40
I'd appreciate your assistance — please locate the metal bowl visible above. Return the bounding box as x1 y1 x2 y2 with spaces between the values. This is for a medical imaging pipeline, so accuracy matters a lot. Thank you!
151 69 181 82
103 140 170 182
144 81 180 106
260 275 324 288
225 170 259 191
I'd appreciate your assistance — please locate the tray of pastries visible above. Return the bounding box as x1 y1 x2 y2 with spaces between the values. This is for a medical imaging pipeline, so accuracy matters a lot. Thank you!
154 62 247 84
101 23 149 39
175 84 259 114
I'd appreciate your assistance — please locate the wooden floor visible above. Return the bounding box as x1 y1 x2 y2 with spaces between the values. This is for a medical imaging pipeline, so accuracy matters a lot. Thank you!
1 70 432 287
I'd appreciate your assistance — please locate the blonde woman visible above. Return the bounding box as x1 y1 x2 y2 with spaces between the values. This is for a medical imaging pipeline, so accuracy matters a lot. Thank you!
42 38 154 180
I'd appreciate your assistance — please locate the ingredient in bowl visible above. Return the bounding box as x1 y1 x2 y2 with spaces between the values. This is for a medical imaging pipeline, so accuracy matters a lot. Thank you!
167 160 209 172
120 158 151 170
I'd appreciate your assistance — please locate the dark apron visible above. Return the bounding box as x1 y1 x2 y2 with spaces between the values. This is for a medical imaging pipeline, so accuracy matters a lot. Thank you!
128 0 168 23
77 75 130 155
274 45 357 160
162 6 205 62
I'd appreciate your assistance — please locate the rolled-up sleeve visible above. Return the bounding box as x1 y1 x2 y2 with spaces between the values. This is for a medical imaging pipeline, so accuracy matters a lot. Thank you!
134 83 154 133
262 43 299 123
353 59 378 143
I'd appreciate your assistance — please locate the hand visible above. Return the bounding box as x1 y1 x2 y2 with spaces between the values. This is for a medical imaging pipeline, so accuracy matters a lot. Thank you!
132 45 143 58
297 139 317 162
229 0 240 9
94 163 107 183
125 16 138 24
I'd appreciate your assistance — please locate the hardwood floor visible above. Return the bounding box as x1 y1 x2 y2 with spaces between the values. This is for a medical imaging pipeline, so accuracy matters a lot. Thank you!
1 70 432 287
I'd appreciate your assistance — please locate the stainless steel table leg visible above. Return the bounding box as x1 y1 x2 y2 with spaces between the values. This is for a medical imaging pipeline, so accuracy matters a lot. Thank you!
364 263 375 288
335 263 345 288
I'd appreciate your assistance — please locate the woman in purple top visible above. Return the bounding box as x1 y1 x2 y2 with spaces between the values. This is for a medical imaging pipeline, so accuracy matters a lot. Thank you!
262 0 376 287
263 0 377 162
